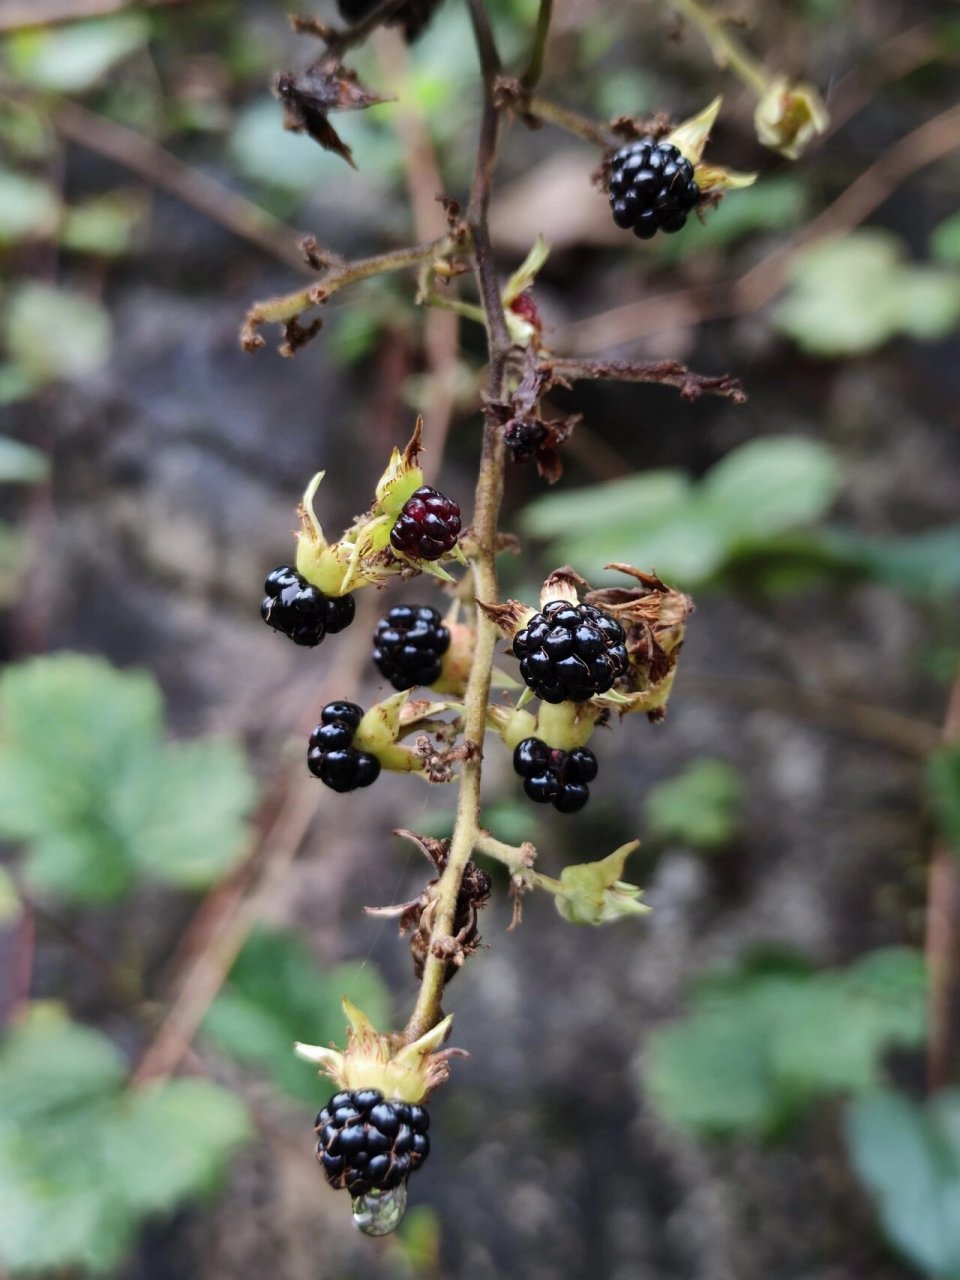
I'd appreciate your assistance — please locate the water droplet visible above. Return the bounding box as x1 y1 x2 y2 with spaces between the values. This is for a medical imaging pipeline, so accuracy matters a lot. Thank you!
351 1182 407 1236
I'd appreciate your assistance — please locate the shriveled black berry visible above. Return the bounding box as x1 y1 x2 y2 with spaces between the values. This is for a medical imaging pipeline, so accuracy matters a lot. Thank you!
390 486 461 561
260 565 356 647
315 1089 431 1197
308 703 380 792
513 601 628 703
504 418 549 464
608 137 700 240
373 605 450 691
513 737 598 813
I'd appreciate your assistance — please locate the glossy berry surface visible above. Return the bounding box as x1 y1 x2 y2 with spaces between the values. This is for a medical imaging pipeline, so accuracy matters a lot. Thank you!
504 418 549 464
608 137 700 240
315 1089 431 1198
374 605 450 691
512 600 628 703
260 566 355 646
513 737 598 813
390 486 461 561
308 702 380 792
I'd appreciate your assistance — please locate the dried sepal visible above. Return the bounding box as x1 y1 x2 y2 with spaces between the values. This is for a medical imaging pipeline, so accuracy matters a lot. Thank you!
295 998 459 1103
539 565 589 610
375 416 425 516
275 61 391 168
476 597 538 640
535 841 649 925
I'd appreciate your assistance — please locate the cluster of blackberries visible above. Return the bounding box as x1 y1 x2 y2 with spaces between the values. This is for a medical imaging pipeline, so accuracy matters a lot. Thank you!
513 738 598 813
608 137 700 240
261 566 355 647
374 605 450 691
390 486 461 561
308 702 380 793
315 1089 430 1198
513 601 628 704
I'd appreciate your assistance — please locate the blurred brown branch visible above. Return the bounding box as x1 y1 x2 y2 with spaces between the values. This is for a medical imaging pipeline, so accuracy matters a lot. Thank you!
0 0 195 33
926 668 960 1093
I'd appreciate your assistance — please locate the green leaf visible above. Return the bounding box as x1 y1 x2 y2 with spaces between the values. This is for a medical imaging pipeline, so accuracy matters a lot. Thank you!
203 927 390 1102
776 230 960 356
0 434 47 483
927 747 960 851
643 949 926 1139
645 759 743 849
846 1090 960 1278
0 168 59 245
0 655 255 902
931 212 960 264
5 282 113 387
4 16 149 93
0 1007 250 1275
61 189 146 257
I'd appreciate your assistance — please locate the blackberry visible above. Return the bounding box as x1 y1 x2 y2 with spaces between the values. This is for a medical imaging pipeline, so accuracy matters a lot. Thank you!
308 701 381 792
513 601 628 703
608 137 700 240
504 418 549 464
260 566 355 647
390 486 461 561
315 1089 430 1198
374 605 450 691
513 737 598 813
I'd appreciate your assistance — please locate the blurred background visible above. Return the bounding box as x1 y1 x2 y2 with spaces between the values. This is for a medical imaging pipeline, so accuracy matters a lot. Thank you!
1 0 959 1276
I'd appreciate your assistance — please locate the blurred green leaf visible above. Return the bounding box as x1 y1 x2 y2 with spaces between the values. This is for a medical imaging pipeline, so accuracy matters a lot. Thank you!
846 1089 960 1278
0 866 19 925
522 437 840 589
0 169 58 245
927 747 960 851
776 231 960 356
931 213 960 264
645 759 743 850
644 949 925 1138
5 282 113 387
61 189 147 256
204 927 390 1102
0 435 47 483
4 16 149 93
0 654 256 902
0 1006 250 1275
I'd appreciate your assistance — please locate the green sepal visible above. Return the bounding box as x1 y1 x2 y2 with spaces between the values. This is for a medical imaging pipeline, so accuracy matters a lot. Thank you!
537 841 649 925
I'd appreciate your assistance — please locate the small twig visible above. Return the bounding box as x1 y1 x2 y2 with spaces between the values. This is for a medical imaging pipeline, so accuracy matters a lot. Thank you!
669 0 769 95
520 0 553 91
473 831 536 876
294 0 412 58
0 0 194 33
498 81 617 148
681 672 942 759
39 97 310 273
925 667 960 1093
542 356 746 403
241 234 462 354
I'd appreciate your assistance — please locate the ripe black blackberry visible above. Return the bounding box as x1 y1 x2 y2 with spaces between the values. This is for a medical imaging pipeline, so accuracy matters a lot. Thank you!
261 566 355 647
512 601 628 703
504 418 549 464
608 137 700 240
513 737 598 813
390 486 461 561
308 702 381 792
373 605 450 691
315 1088 430 1198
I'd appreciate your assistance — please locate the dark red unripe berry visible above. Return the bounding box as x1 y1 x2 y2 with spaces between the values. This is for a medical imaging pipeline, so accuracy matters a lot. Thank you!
315 1089 431 1198
390 486 461 561
513 601 628 703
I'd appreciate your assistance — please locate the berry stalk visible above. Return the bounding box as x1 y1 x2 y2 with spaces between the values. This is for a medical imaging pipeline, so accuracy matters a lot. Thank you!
403 0 511 1044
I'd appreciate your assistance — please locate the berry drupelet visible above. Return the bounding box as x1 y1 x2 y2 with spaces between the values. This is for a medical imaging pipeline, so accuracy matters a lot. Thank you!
308 701 381 792
390 486 461 561
513 600 628 704
315 1089 430 1199
513 737 598 813
608 137 700 240
261 566 355 647
373 605 450 691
